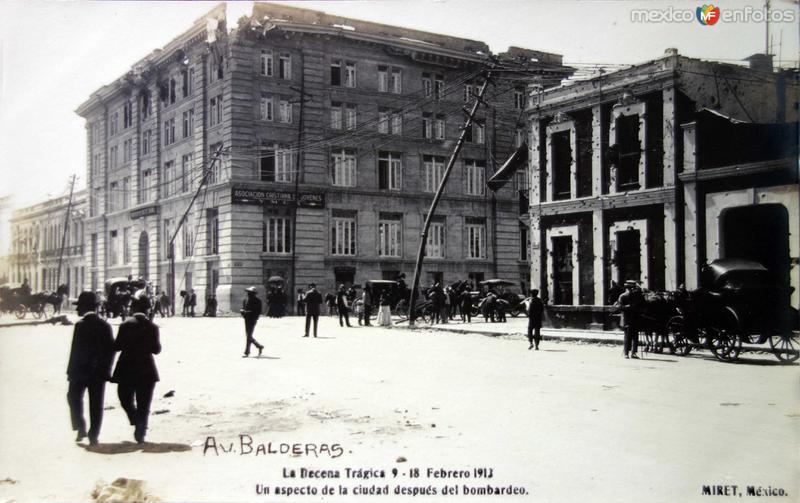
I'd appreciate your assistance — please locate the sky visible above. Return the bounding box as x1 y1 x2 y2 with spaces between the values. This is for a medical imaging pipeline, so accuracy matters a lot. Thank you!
0 0 797 212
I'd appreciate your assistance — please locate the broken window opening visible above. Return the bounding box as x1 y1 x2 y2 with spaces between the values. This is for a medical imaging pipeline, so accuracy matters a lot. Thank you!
615 114 641 191
551 130 571 200
552 235 574 305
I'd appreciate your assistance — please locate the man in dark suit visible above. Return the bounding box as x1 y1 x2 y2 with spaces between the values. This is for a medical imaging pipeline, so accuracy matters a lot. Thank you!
67 291 115 445
526 289 544 350
459 286 473 323
303 283 323 337
111 296 161 444
188 289 197 317
241 287 264 357
336 285 352 327
616 280 644 359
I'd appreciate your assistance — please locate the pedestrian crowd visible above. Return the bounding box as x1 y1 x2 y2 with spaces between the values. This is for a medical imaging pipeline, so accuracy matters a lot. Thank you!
67 273 647 446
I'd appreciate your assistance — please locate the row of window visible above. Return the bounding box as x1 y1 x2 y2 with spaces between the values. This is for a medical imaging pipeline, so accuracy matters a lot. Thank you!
334 215 486 259
99 212 492 272
258 96 294 123
253 214 487 260
11 221 82 254
102 95 492 176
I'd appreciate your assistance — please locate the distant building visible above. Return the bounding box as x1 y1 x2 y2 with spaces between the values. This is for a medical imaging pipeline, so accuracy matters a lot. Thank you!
526 50 799 327
76 4 573 312
8 191 87 298
0 195 11 283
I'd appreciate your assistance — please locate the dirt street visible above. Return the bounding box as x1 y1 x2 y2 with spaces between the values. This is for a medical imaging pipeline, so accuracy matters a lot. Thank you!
0 315 797 502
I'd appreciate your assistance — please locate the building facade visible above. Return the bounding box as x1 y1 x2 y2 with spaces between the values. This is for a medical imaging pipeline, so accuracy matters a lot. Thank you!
7 191 87 298
76 4 573 312
526 50 799 327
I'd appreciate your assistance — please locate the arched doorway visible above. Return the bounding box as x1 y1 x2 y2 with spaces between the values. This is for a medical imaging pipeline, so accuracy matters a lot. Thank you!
138 231 149 279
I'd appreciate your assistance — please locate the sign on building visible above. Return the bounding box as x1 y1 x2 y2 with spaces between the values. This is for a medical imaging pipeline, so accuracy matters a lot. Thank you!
231 185 325 208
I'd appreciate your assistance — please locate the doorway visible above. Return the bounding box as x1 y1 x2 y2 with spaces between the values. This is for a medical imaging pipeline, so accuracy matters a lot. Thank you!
615 229 642 284
138 232 149 279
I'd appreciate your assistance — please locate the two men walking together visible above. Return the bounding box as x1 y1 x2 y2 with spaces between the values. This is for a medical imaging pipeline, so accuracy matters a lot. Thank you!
67 291 161 445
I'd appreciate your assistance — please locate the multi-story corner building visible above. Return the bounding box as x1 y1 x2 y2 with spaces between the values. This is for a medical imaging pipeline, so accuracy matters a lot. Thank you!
526 49 799 328
7 191 87 298
76 4 573 312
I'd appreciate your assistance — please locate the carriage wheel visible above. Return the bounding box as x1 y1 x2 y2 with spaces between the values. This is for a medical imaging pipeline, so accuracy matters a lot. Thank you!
32 304 45 319
769 333 800 363
14 305 27 319
667 316 692 356
510 306 522 318
706 316 742 362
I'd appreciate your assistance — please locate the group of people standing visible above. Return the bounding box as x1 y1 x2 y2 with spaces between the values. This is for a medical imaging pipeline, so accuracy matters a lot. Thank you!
67 291 161 445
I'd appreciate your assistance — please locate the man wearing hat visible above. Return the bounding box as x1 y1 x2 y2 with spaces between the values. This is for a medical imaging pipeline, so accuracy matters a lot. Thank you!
111 295 161 444
241 287 264 357
335 284 352 327
303 283 323 337
67 291 115 445
526 288 545 350
616 280 645 359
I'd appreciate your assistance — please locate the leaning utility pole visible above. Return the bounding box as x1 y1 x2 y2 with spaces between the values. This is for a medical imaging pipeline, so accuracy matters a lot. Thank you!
289 53 312 313
56 174 77 291
168 145 223 311
408 67 494 325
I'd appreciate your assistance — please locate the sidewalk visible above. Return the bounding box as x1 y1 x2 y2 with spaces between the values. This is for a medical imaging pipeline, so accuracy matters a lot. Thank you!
401 316 626 344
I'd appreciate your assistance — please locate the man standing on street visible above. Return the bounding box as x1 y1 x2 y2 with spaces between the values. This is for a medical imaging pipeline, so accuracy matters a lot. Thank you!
616 280 644 359
296 288 306 317
188 289 197 317
303 283 323 337
336 285 352 327
526 289 544 350
111 296 161 444
359 283 373 326
241 287 264 357
67 291 115 445
459 286 473 323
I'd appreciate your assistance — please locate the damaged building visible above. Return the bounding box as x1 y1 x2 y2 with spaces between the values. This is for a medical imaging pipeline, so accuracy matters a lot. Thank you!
525 49 799 328
76 4 573 312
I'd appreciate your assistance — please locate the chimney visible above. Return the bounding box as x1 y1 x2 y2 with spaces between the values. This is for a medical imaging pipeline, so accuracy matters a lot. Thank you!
744 53 774 73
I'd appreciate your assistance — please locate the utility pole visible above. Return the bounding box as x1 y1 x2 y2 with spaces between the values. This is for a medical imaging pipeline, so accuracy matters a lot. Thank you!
56 174 77 294
765 0 771 55
168 145 223 312
408 67 494 325
289 53 312 313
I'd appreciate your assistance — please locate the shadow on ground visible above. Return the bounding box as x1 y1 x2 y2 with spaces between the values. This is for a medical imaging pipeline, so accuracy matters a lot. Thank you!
80 441 192 454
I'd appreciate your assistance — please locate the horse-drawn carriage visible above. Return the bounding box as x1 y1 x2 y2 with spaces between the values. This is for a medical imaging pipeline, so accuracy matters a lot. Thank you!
664 259 798 363
0 283 64 319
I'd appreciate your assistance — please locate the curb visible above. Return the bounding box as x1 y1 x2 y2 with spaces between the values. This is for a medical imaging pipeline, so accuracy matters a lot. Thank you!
402 324 625 345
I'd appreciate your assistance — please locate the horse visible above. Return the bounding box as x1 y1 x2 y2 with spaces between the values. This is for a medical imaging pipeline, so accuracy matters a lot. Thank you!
639 290 679 354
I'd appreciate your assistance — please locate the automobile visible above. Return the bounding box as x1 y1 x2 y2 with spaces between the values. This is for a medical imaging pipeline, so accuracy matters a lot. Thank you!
477 279 527 317
103 277 133 320
667 259 798 363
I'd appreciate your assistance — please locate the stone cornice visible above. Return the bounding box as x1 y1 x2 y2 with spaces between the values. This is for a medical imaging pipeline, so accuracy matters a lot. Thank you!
529 187 675 216
678 157 798 183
